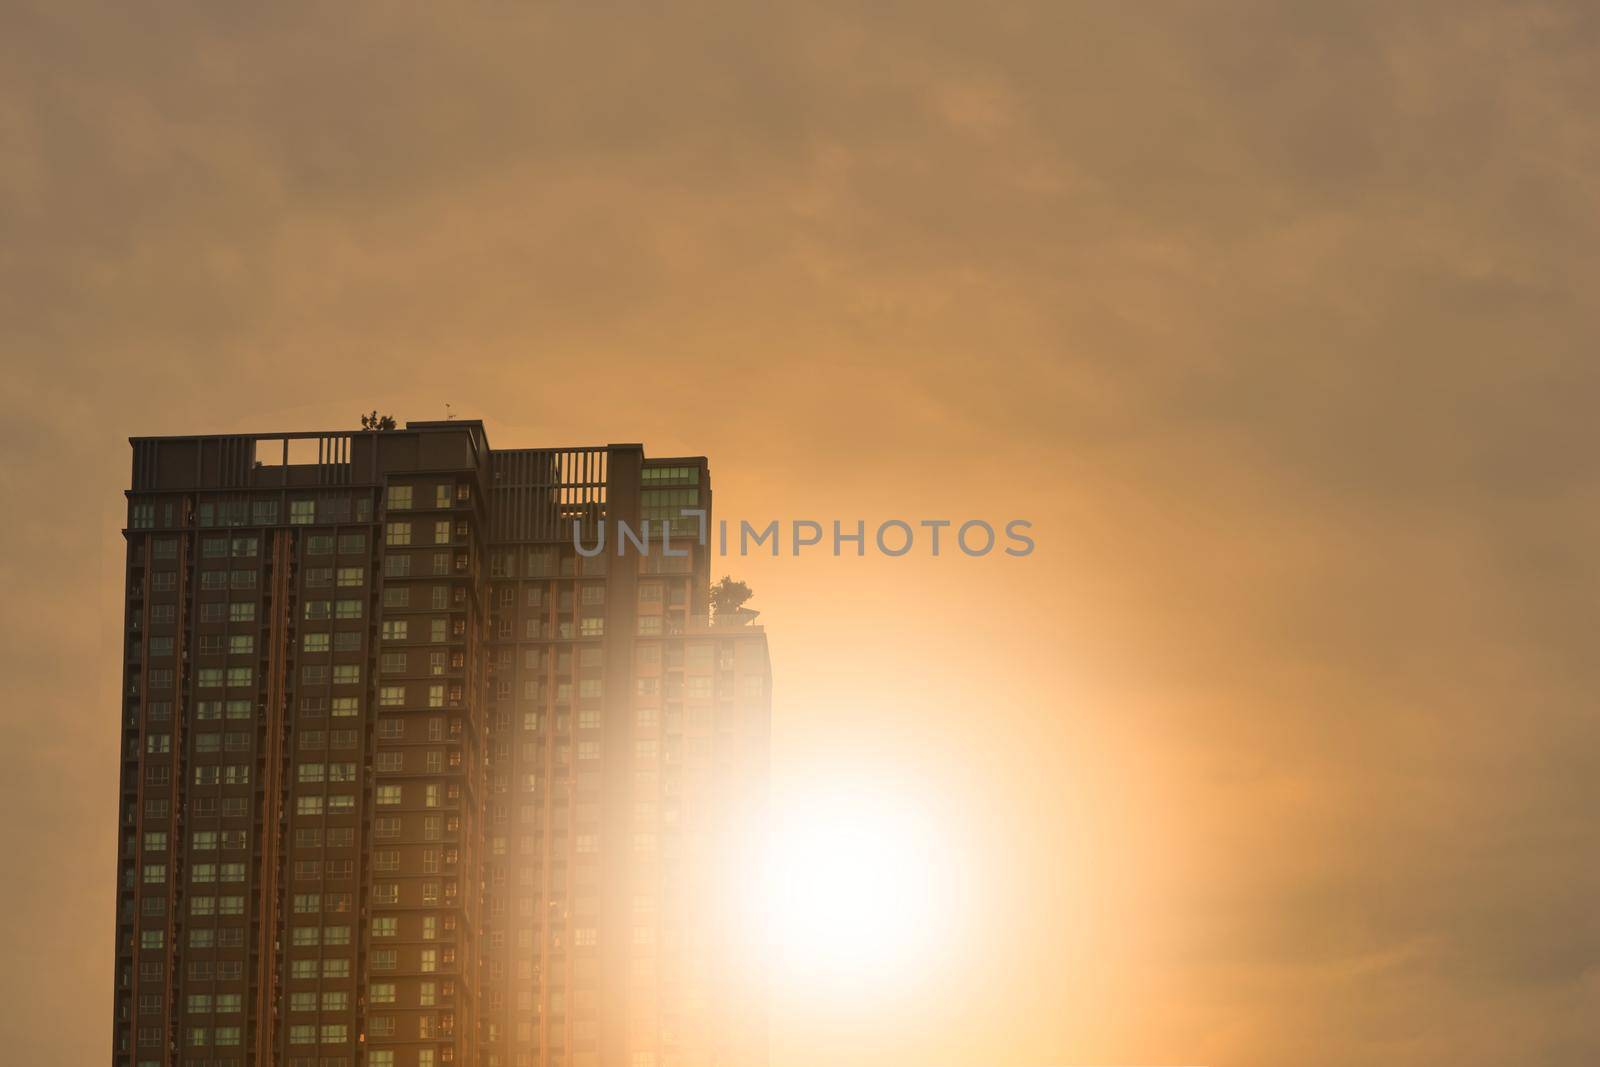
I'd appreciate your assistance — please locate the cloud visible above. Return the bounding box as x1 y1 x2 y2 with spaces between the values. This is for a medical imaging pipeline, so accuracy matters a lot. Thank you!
2 1 1598 1064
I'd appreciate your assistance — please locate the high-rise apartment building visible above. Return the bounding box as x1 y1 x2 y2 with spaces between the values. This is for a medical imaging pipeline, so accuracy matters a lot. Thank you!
113 421 771 1067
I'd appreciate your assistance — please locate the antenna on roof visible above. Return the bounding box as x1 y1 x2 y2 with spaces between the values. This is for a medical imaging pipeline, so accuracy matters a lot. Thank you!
445 402 455 420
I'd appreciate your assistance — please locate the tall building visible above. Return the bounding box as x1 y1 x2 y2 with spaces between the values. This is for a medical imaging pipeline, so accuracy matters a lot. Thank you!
113 421 771 1067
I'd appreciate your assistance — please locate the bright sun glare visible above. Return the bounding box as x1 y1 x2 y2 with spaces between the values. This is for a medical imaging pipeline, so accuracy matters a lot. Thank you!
760 786 956 994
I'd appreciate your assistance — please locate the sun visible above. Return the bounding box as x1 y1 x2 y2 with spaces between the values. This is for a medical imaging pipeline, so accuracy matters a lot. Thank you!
760 784 956 994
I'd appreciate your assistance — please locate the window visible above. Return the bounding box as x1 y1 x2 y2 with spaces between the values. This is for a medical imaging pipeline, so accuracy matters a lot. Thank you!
336 566 363 587
369 983 396 1006
381 620 408 641
337 532 365 553
641 465 698 486
387 485 412 510
302 633 330 653
376 785 402 806
379 686 405 707
289 500 315 524
335 599 362 619
229 602 255 622
434 520 451 545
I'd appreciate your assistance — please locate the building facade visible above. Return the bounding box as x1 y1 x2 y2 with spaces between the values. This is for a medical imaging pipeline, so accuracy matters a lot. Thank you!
112 422 770 1067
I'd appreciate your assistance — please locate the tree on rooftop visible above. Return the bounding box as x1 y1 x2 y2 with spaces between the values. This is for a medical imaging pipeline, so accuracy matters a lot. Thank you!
709 576 754 623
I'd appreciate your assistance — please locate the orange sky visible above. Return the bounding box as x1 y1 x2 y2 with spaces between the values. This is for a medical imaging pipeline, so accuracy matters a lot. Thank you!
3 2 1599 1065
